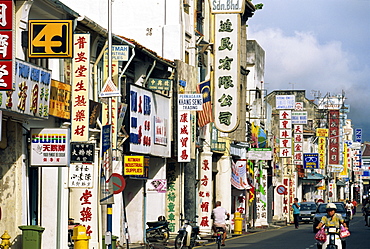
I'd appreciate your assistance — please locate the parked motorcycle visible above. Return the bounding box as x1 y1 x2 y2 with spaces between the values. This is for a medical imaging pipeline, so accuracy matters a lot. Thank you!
146 216 170 243
322 226 342 249
174 214 199 249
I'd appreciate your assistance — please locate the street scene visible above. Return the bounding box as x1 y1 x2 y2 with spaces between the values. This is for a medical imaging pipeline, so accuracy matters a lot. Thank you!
0 1 369 249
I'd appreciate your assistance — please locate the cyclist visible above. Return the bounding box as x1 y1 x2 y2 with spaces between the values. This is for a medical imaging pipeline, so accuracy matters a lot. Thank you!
211 201 230 247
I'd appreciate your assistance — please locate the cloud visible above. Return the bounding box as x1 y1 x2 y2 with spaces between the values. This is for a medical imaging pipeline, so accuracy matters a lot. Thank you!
249 28 370 139
249 28 362 93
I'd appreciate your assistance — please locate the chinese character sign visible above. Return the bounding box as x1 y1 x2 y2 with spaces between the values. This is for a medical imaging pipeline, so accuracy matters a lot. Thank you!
129 85 171 157
293 125 303 165
328 110 340 165
69 164 93 187
71 33 90 142
30 128 70 166
0 0 13 90
198 155 213 233
214 14 240 132
0 59 51 117
279 110 292 158
178 110 191 162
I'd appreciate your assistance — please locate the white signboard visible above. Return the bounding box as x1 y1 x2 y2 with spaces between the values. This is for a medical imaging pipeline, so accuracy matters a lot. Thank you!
129 85 171 157
104 45 129 61
247 148 272 160
214 14 240 132
210 0 245 13
276 95 295 109
291 111 308 124
178 94 203 110
69 164 94 188
30 128 70 166
178 111 191 162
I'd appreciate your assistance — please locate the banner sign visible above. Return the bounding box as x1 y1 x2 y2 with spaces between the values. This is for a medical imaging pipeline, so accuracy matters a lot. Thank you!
178 94 203 111
30 128 70 166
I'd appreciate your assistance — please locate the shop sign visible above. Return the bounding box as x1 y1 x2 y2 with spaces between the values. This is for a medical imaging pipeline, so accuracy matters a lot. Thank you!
247 148 272 160
276 95 295 109
69 164 93 188
103 45 129 61
0 0 13 90
178 111 191 162
214 14 240 132
303 153 319 169
71 33 90 142
124 155 144 175
0 59 51 118
148 78 172 92
28 20 73 58
210 0 245 14
49 79 71 119
316 128 329 137
70 142 95 163
30 128 70 166
129 85 170 157
178 94 203 111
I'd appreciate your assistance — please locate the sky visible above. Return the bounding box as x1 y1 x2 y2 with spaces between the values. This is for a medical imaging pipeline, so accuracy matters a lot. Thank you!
247 0 370 141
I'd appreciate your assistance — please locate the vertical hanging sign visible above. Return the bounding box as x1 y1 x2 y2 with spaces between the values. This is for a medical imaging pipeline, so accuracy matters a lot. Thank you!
178 110 191 162
328 110 340 165
279 110 292 157
71 34 90 142
0 0 14 91
213 14 240 132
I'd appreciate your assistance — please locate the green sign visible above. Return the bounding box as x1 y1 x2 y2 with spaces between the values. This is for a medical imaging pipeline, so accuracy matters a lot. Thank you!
148 78 172 91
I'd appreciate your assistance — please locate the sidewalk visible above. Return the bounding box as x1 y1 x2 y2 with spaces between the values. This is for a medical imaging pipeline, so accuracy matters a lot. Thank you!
126 221 287 249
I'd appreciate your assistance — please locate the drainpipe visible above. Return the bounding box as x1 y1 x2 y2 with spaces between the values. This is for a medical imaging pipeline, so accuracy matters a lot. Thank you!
143 60 156 87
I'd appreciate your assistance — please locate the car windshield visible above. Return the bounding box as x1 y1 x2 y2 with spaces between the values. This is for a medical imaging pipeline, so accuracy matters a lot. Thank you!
300 204 317 211
317 204 346 213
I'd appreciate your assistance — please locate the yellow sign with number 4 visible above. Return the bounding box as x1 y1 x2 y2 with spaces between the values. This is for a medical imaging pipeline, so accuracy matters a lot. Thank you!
28 20 73 58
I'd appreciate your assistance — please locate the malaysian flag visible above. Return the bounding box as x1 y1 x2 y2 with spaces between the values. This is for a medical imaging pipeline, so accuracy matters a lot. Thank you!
196 80 213 127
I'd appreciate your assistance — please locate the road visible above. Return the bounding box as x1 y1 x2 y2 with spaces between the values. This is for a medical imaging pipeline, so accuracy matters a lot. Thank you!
195 212 370 249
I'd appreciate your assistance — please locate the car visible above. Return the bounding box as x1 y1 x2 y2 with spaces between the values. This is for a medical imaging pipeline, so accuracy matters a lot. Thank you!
312 202 350 233
298 202 317 223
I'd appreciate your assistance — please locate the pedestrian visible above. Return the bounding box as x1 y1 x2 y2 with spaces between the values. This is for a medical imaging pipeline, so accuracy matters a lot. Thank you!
345 200 353 220
303 198 307 202
211 201 230 247
363 199 370 226
291 198 300 229
352 199 357 215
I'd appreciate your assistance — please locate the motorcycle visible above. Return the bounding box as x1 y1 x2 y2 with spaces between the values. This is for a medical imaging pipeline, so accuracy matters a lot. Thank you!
322 226 342 249
146 216 170 243
174 214 200 249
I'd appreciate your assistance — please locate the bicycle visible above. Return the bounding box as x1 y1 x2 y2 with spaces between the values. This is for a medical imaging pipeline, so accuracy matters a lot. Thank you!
215 227 225 249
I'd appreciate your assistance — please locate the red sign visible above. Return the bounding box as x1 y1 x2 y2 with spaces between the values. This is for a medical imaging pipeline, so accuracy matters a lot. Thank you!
276 185 287 195
0 0 13 90
110 173 126 194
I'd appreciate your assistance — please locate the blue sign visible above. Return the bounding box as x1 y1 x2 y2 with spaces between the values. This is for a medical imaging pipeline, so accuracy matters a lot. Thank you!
355 128 362 143
303 153 319 169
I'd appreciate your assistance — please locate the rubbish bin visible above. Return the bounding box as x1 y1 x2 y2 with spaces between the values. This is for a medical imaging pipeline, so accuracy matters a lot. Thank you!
102 235 118 249
18 225 45 249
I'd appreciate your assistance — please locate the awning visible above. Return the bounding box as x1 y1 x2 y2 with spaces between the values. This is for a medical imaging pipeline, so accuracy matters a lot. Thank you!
336 180 346 186
303 172 325 180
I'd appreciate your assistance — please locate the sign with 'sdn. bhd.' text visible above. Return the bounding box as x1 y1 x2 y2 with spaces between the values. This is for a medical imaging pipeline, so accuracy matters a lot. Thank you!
124 156 144 176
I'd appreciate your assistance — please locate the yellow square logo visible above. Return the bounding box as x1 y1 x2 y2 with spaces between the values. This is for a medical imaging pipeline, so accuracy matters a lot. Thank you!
28 20 73 58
